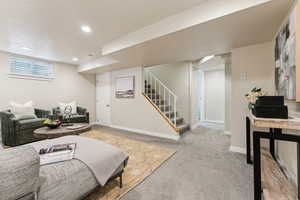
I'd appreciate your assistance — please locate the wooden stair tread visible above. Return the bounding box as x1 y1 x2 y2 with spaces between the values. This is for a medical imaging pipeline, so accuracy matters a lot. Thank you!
261 149 297 200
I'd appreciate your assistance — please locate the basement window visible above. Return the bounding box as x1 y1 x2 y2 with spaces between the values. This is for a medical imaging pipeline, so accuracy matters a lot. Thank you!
8 56 54 80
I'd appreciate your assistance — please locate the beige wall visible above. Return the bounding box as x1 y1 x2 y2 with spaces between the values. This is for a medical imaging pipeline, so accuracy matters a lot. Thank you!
146 62 191 123
230 42 275 149
110 66 179 139
0 51 96 121
230 40 299 184
230 16 299 183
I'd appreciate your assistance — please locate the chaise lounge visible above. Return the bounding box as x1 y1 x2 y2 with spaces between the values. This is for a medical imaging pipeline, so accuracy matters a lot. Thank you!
0 135 129 200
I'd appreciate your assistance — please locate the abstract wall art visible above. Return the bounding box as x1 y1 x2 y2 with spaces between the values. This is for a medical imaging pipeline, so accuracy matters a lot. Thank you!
275 4 300 101
275 7 297 100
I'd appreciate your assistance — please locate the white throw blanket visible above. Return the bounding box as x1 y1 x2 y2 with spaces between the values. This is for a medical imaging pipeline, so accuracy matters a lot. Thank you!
28 135 129 186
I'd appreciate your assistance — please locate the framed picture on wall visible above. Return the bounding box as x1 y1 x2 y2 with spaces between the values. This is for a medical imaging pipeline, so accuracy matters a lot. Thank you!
275 4 300 101
115 76 135 98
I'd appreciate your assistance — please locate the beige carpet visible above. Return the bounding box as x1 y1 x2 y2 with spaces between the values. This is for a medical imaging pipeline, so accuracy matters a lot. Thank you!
81 130 176 200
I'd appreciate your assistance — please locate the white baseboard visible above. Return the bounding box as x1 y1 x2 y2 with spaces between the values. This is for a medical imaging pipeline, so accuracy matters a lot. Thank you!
91 121 111 127
90 121 99 125
229 146 246 154
191 121 202 130
223 131 231 136
191 120 225 130
94 123 180 141
202 120 224 124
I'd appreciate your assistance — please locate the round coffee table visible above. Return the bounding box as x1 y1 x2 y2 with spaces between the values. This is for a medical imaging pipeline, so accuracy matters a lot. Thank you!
34 123 92 139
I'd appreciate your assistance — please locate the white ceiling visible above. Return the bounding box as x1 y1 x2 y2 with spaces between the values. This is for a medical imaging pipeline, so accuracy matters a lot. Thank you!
83 0 293 73
0 0 207 64
101 0 273 55
0 0 294 71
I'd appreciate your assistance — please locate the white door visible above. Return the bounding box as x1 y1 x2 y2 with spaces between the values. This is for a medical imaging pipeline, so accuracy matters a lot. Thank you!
198 71 205 121
203 69 225 123
96 72 111 126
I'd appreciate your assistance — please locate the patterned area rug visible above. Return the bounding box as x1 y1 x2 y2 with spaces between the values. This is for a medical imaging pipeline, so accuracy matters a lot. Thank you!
81 130 176 200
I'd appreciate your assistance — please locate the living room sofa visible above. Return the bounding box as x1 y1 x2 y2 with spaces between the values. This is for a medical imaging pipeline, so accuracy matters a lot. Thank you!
0 108 50 146
52 106 89 124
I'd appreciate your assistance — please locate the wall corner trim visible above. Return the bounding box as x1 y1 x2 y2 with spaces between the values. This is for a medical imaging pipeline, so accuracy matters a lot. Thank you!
93 123 180 141
229 146 246 154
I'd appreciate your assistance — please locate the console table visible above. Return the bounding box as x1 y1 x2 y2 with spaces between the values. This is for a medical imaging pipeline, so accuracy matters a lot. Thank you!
246 113 300 200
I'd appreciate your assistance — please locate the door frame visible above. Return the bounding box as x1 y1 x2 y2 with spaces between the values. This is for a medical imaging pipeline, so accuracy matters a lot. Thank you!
96 72 112 126
199 65 225 124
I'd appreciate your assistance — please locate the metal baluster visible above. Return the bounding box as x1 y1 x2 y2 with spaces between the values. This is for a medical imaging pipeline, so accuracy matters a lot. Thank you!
149 74 153 100
174 97 177 127
164 87 165 113
155 78 157 104
158 83 160 105
169 93 171 119
148 73 149 97
157 83 159 106
144 71 146 94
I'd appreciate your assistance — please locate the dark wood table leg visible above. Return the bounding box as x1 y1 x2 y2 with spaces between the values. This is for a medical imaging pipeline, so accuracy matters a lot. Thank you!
269 128 275 159
119 173 123 188
297 142 300 199
246 117 253 164
253 132 262 200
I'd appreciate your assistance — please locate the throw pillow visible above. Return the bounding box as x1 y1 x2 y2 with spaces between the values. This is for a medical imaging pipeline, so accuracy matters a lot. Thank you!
10 101 36 120
58 101 77 115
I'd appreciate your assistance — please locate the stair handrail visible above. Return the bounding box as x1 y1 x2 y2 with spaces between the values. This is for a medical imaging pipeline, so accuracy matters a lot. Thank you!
148 71 178 98
144 70 178 128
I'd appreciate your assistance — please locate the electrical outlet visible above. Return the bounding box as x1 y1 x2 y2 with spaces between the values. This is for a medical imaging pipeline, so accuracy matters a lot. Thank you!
240 72 247 80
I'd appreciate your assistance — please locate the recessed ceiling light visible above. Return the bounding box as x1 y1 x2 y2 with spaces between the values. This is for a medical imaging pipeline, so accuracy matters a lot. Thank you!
72 57 79 62
200 55 215 64
81 25 91 33
21 46 31 51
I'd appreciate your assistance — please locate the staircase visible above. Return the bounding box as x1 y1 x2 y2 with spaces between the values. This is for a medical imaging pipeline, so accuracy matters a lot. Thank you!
143 70 189 134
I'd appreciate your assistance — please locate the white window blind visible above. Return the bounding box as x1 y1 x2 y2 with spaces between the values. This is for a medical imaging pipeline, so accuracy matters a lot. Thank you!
9 56 54 80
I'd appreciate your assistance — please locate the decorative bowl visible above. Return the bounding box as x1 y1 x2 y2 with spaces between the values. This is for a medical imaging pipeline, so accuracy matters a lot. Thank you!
44 120 62 129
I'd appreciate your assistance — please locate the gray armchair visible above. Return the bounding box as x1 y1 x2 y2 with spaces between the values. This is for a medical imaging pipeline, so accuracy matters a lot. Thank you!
0 108 51 146
52 106 89 124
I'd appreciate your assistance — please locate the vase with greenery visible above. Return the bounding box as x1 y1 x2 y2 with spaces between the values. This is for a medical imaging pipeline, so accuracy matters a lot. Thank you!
245 87 266 110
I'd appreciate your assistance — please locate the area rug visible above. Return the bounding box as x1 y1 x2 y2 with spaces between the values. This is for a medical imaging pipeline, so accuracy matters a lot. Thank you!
81 130 176 200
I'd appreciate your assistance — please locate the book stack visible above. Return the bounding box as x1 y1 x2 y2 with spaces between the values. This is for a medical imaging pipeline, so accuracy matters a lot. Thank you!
252 96 288 119
39 143 76 165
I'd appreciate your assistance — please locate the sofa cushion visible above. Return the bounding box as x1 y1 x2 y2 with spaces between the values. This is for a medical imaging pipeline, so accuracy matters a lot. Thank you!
69 115 86 123
59 101 77 115
17 118 46 130
38 159 98 200
70 114 85 119
10 101 37 120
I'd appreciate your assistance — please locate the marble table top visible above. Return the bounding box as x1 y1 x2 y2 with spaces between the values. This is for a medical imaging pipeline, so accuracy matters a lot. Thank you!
248 111 300 131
